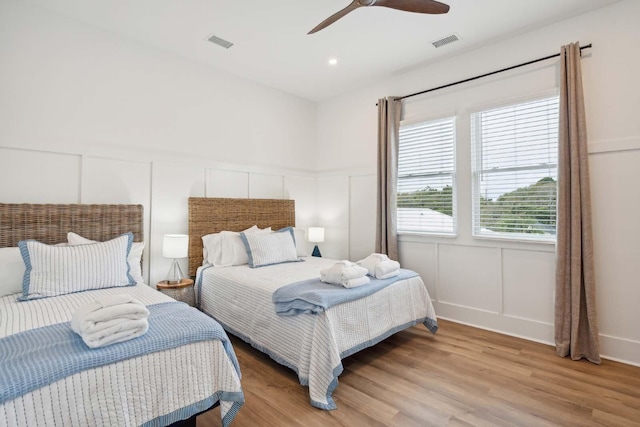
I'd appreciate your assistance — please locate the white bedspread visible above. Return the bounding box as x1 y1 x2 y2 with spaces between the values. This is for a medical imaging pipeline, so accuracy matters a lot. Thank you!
0 285 243 427
197 256 437 410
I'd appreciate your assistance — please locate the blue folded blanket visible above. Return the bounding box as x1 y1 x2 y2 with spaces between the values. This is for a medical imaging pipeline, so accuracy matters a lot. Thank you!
0 301 242 405
273 268 419 316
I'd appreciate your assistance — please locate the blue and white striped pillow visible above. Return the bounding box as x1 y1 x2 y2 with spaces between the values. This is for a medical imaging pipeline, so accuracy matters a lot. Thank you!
240 228 300 268
18 232 135 301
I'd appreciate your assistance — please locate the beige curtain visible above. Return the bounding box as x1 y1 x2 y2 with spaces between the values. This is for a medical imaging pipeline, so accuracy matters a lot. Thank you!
375 97 402 260
555 42 600 364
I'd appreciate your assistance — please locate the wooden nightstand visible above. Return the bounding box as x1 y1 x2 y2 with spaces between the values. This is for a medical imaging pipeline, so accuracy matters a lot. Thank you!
156 278 195 307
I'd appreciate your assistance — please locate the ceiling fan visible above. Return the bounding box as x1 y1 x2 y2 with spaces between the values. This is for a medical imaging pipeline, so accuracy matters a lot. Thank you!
308 0 450 34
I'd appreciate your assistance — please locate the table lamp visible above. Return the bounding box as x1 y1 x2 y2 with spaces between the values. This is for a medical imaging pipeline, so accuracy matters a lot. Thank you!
308 227 324 257
162 234 189 284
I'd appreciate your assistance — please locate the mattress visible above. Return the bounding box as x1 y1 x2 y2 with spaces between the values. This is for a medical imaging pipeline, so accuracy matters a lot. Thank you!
196 256 437 410
0 284 243 427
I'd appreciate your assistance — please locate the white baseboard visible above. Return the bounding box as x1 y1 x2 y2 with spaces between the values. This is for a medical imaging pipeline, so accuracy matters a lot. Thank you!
435 301 554 345
599 334 640 367
434 301 640 367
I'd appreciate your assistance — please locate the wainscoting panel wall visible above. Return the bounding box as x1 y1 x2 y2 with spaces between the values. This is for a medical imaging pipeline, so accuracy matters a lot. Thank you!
0 147 318 288
206 169 249 198
150 163 205 286
316 175 350 259
348 174 376 261
284 175 317 255
397 240 437 299
317 137 640 365
437 244 501 314
284 175 316 227
80 156 152 283
250 173 285 199
0 148 81 204
501 248 555 325
589 146 640 364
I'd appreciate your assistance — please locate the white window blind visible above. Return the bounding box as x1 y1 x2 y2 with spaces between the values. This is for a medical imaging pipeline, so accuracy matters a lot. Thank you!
397 116 456 234
471 96 559 241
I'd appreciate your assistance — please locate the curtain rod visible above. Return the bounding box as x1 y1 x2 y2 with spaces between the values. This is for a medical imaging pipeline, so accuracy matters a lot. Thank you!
392 43 592 103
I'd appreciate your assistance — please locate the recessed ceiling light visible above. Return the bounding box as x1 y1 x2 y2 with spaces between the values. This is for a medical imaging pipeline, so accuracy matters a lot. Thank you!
328 58 338 66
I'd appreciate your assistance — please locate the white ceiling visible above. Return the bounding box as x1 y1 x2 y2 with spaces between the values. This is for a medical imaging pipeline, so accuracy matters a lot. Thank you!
29 0 620 102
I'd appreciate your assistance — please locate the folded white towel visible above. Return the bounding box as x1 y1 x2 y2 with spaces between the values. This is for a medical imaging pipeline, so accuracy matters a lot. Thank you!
71 294 149 335
356 253 401 279
376 270 400 280
374 259 401 279
80 318 149 349
341 275 371 289
320 260 369 288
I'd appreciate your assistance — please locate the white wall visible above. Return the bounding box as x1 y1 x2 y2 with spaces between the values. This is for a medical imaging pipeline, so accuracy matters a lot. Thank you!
0 0 317 286
315 0 640 366
1 0 638 367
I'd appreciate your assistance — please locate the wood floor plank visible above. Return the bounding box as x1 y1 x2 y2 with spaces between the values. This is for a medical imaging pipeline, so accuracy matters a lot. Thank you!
197 319 640 426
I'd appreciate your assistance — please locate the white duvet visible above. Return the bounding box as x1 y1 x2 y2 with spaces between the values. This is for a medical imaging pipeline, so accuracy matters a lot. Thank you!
197 256 437 410
0 284 242 427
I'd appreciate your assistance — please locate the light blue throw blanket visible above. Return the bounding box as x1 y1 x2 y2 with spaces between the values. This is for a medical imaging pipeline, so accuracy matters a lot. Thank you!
0 301 243 407
273 268 419 316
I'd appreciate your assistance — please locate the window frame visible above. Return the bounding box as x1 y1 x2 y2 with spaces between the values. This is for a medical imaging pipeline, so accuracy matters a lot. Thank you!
396 114 458 237
470 93 560 244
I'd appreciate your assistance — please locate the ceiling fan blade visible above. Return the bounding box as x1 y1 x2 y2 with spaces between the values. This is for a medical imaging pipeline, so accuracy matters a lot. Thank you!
374 0 449 14
308 1 363 34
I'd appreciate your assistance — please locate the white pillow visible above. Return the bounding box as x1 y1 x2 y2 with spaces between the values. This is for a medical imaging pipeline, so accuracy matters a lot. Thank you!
202 232 223 266
0 247 25 297
220 231 250 266
18 233 135 300
67 232 145 284
292 227 310 257
240 228 299 268
203 226 271 267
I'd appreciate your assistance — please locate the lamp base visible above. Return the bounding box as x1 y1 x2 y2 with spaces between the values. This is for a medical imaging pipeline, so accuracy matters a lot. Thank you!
165 259 185 284
312 245 322 257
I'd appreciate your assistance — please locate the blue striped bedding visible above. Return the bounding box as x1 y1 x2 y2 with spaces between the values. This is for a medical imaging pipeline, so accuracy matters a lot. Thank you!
0 301 243 423
196 257 439 410
272 268 420 315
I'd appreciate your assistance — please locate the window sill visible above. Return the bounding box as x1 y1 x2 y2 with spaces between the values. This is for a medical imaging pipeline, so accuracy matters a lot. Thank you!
398 231 457 239
472 234 556 246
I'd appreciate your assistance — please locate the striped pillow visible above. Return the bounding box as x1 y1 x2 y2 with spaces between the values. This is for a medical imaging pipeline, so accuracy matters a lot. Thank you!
67 232 145 284
240 228 300 268
18 232 135 301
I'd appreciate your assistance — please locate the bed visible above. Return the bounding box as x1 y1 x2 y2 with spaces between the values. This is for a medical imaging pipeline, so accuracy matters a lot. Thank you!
0 203 244 427
188 197 438 410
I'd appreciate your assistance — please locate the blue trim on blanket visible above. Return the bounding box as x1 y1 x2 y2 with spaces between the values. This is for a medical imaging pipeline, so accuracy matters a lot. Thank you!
0 301 243 405
273 269 420 316
195 264 213 306
141 391 245 427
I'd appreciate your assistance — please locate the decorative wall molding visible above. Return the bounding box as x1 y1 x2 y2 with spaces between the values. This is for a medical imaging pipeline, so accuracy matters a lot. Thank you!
588 136 640 154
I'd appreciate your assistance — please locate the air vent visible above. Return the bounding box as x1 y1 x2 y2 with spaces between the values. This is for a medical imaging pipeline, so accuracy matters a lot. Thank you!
206 34 234 49
431 33 460 48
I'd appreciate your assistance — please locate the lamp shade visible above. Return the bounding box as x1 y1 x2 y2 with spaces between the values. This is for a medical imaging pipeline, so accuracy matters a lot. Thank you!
308 227 325 243
162 234 189 259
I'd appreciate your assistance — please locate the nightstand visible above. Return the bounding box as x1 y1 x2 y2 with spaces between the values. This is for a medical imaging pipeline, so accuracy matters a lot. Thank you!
156 278 195 307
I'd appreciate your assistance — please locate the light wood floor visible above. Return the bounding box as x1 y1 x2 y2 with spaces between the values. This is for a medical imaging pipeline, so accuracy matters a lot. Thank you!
198 319 640 426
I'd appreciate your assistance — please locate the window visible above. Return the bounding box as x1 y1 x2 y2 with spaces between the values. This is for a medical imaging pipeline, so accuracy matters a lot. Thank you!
397 116 456 235
471 96 559 241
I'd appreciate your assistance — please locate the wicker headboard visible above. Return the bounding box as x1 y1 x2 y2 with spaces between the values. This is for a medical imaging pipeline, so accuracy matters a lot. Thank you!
0 203 144 248
188 197 295 276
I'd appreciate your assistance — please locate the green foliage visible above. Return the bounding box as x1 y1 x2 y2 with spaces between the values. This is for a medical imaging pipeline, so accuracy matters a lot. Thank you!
397 177 557 235
397 185 453 216
481 177 556 235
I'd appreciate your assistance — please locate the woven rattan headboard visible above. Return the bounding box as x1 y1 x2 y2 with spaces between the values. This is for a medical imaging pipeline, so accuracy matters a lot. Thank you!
188 197 295 276
0 203 144 248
